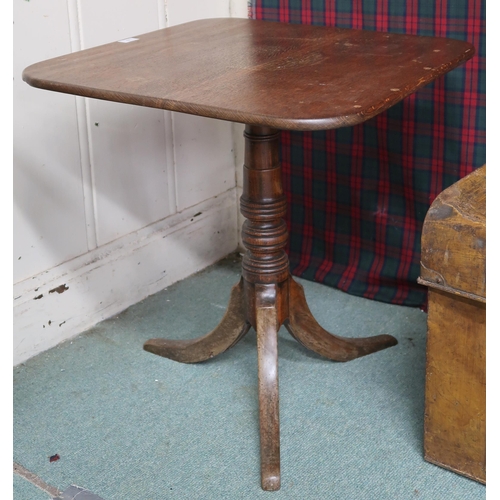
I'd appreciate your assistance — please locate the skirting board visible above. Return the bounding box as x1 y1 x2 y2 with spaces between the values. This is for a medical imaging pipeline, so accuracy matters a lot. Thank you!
13 188 238 366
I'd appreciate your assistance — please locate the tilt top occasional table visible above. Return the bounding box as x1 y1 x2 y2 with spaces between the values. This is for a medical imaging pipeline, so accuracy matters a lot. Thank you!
23 18 474 491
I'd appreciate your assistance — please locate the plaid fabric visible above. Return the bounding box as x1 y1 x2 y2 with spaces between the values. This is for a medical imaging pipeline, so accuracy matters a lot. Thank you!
251 0 486 307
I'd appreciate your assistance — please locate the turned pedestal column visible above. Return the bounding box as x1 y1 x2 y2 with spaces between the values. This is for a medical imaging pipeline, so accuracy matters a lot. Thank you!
144 125 397 490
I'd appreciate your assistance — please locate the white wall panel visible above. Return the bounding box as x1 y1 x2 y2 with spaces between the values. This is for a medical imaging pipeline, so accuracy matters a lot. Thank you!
173 115 236 211
232 122 246 249
87 101 172 246
77 0 174 245
13 0 88 283
77 0 162 48
167 0 231 26
230 0 250 18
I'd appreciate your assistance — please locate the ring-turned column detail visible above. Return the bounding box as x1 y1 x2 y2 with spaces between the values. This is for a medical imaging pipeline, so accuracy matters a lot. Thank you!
240 126 289 286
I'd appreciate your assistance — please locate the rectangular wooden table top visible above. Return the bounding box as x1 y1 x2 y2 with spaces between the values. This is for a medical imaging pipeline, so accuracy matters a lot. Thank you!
23 18 474 131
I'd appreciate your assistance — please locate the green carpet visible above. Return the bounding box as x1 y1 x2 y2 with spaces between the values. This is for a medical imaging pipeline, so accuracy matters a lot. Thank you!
13 474 51 500
13 253 486 499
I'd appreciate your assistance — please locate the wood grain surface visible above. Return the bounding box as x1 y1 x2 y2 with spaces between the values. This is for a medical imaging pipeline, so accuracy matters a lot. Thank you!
255 283 281 491
23 18 475 131
143 278 250 363
419 165 485 301
420 166 486 483
424 290 486 483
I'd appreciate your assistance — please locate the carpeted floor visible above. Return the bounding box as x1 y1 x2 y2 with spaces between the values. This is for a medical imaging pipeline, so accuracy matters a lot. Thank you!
13 253 486 499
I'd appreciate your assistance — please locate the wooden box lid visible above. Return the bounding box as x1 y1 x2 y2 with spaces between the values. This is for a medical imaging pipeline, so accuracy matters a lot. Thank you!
418 166 485 302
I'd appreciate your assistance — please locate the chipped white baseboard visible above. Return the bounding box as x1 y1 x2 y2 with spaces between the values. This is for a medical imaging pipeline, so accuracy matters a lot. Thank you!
13 189 238 366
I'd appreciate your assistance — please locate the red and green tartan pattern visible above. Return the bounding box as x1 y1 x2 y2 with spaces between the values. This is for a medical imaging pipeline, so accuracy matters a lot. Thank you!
251 0 485 307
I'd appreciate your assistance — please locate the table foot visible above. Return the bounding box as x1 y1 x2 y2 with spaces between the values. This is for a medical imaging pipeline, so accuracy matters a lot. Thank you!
256 284 281 491
284 278 398 362
143 278 250 363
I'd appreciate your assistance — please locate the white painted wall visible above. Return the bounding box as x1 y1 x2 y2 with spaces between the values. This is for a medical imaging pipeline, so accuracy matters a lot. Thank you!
13 0 249 365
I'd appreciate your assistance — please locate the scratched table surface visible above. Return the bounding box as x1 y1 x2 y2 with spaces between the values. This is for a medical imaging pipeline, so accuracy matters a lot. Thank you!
22 18 474 131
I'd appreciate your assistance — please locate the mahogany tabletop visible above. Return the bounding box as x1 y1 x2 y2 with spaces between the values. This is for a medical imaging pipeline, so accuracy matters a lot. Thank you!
23 18 474 131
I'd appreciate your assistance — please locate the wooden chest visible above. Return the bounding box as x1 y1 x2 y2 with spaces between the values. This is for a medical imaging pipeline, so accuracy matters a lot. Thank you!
418 165 486 484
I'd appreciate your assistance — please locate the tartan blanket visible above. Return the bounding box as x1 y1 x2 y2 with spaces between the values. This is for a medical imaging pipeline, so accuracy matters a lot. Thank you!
250 0 486 307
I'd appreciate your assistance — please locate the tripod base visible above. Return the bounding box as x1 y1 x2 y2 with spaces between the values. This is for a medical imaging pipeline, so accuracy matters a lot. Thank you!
144 273 397 490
